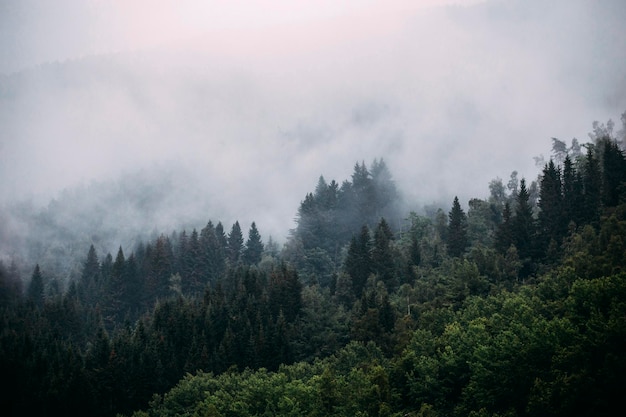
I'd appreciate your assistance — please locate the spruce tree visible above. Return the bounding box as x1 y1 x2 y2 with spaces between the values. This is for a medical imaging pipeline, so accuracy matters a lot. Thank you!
344 225 372 298
227 221 244 264
447 196 468 258
371 218 395 288
243 222 264 265
27 264 45 308
200 221 226 285
601 139 626 207
582 146 602 225
80 245 101 306
512 178 536 274
538 160 565 251
562 155 583 226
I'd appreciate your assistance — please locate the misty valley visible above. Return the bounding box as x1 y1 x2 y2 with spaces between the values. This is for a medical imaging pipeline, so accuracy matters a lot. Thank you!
3 0 626 416
2 125 626 416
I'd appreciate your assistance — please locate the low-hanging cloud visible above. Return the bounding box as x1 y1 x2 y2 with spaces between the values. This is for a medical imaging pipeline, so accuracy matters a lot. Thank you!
1 0 625 260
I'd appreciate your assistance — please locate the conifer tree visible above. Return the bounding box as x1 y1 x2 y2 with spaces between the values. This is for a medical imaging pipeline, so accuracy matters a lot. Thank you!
151 235 174 300
371 218 395 288
104 247 126 323
80 245 101 305
538 160 565 251
344 225 372 298
447 196 468 258
227 221 244 264
583 146 602 225
562 155 584 226
243 222 264 265
601 139 626 207
200 221 226 285
215 222 228 251
512 178 536 273
27 264 45 308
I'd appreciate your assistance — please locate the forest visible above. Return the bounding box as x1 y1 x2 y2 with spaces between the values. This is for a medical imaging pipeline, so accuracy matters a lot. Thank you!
1 117 626 417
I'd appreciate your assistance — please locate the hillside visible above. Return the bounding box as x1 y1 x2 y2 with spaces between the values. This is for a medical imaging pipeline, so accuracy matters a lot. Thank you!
1 126 626 416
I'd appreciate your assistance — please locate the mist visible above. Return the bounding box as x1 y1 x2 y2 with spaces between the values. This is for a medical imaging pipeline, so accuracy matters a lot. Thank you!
1 0 626 268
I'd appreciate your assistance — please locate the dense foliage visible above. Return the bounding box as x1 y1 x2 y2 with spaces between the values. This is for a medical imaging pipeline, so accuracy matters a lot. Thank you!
1 122 626 416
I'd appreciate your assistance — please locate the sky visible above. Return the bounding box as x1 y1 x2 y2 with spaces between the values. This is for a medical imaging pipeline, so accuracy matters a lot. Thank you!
1 0 626 245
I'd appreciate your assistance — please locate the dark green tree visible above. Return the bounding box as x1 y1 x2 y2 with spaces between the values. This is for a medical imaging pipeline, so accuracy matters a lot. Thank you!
371 158 400 223
447 196 468 258
268 263 302 323
582 145 602 225
150 235 174 300
371 218 395 288
562 155 584 226
344 225 372 298
226 221 244 264
200 221 226 286
538 160 565 253
512 178 536 275
243 222 264 265
79 244 101 306
27 264 45 308
0 260 22 307
601 138 626 207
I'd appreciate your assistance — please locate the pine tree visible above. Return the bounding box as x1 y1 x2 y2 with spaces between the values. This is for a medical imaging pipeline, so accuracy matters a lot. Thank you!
371 218 395 288
80 244 101 306
409 235 421 267
351 161 375 227
200 221 226 285
100 246 127 327
512 178 536 274
562 155 583 226
601 139 626 207
186 229 203 291
371 158 399 222
344 225 372 298
124 254 141 315
151 235 174 300
243 222 264 265
226 221 244 264
447 196 468 258
268 264 302 323
538 160 565 252
582 145 602 225
27 264 45 308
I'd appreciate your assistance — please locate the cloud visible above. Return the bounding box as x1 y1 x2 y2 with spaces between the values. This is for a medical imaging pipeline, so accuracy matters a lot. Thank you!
1 0 625 252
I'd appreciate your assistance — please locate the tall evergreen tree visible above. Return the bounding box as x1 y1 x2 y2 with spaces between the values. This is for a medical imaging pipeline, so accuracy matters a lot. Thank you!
562 155 584 227
371 158 399 223
227 221 244 264
80 244 101 306
102 246 126 326
124 253 141 315
601 138 626 207
215 222 228 251
582 145 602 225
150 235 174 300
447 196 468 258
538 160 565 252
243 222 264 265
200 221 226 285
344 225 372 298
512 178 536 274
27 264 45 308
371 218 395 288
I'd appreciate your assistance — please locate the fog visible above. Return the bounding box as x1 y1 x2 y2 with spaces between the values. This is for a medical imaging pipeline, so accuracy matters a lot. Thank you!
1 0 626 263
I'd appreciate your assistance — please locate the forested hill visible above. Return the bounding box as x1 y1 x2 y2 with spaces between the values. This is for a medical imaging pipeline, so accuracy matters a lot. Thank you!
1 122 626 417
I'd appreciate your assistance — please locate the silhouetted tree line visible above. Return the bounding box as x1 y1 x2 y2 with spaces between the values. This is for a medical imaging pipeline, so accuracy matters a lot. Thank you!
1 121 626 417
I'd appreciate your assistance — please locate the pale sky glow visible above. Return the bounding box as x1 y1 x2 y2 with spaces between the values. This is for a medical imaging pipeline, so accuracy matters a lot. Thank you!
1 0 625 245
1 0 486 72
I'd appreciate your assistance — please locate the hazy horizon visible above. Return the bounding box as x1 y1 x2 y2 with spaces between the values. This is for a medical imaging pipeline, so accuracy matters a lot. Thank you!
2 0 626 247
